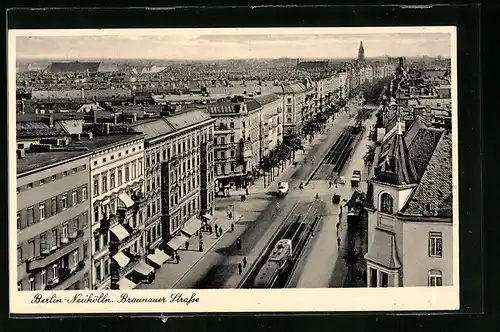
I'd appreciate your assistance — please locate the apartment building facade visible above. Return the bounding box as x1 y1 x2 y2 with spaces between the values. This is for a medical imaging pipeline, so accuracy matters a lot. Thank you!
16 150 91 291
207 94 282 193
88 134 149 290
131 109 216 255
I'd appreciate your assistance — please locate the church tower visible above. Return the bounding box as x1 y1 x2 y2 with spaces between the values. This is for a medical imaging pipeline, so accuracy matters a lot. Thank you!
358 41 365 63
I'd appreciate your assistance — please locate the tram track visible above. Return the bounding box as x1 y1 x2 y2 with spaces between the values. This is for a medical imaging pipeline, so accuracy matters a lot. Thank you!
238 201 322 289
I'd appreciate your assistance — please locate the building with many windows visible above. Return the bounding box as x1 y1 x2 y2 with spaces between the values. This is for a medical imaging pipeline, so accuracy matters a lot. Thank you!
88 132 148 290
207 94 282 193
130 108 215 255
16 147 91 291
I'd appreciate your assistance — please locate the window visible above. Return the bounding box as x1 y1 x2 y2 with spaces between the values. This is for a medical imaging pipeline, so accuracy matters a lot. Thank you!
84 277 89 290
39 203 45 220
104 259 109 276
429 270 443 286
72 250 79 266
429 232 443 258
72 191 77 206
370 267 377 287
101 172 107 193
17 246 22 265
62 223 68 241
82 187 87 201
103 231 108 246
138 160 143 175
95 265 101 282
17 212 21 230
28 240 35 259
82 212 88 229
83 242 89 259
27 206 34 224
230 134 235 143
41 269 46 287
29 277 35 291
380 192 393 214
132 162 136 179
221 136 225 145
62 194 68 210
125 164 130 182
231 163 235 172
94 234 100 252
380 271 388 287
110 171 116 189
118 169 123 185
52 264 58 280
93 176 99 197
230 122 235 129
287 97 292 104
230 150 235 157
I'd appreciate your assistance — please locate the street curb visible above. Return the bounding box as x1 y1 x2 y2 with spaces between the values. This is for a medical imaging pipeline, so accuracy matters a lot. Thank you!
170 213 243 288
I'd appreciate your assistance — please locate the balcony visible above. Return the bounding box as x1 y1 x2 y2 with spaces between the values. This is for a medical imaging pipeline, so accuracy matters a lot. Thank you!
46 261 87 291
100 214 116 233
27 230 85 272
131 192 147 210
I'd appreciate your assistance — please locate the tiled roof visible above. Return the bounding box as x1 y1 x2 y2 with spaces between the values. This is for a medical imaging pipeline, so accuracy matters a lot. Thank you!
407 128 444 178
130 118 176 139
374 132 419 185
400 130 452 218
403 115 430 147
364 229 402 269
165 109 212 130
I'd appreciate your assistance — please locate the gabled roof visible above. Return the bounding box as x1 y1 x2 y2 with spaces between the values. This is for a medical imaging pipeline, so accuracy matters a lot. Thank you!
374 131 419 185
403 115 430 147
400 130 452 218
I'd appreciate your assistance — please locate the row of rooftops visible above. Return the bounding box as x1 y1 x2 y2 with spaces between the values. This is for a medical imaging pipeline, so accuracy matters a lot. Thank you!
369 66 453 219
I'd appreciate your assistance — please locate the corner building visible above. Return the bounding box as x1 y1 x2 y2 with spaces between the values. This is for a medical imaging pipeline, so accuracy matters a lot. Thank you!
16 150 91 291
88 134 148 290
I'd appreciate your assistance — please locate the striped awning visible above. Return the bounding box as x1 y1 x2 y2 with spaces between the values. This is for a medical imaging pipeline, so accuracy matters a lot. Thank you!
147 249 170 267
166 233 190 251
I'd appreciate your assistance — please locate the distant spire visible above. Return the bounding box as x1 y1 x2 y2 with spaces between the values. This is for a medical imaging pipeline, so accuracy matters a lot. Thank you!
358 41 365 63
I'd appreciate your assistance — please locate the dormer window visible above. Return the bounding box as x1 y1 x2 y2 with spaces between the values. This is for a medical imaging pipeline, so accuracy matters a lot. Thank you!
380 192 394 214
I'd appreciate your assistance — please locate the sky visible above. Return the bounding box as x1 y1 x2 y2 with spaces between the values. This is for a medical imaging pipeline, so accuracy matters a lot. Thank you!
13 28 453 60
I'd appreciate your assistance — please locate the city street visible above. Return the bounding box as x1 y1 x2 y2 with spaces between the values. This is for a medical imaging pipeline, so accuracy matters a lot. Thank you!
287 103 375 288
140 109 357 289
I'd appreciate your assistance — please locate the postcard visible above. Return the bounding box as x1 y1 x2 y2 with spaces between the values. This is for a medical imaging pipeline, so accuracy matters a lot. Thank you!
9 26 459 314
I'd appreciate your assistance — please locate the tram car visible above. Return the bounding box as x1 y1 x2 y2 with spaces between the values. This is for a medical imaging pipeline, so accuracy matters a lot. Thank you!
252 239 293 288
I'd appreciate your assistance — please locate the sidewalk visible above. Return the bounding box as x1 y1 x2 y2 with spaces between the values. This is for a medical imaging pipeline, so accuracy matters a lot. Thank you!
137 210 243 289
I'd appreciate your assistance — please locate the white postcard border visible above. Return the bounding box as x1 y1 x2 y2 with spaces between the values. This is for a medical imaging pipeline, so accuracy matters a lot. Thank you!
9 26 460 314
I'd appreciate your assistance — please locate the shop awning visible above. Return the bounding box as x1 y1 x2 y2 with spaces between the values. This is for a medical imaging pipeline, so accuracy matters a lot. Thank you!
181 217 202 237
110 223 130 242
166 233 190 251
112 251 130 268
203 214 214 221
364 229 402 270
118 277 137 290
147 249 170 267
118 192 135 209
133 262 155 276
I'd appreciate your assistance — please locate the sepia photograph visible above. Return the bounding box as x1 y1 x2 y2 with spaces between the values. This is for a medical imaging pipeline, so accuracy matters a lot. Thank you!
9 26 459 314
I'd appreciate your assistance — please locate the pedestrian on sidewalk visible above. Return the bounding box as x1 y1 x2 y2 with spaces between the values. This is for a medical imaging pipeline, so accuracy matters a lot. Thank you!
243 257 247 268
185 241 189 251
209 225 213 235
245 187 249 196
215 224 219 234
336 222 340 234
199 240 204 252
176 253 181 264
337 237 341 248
329 180 332 188
199 232 203 240
231 223 234 232
311 158 314 164
238 263 243 275
236 237 242 251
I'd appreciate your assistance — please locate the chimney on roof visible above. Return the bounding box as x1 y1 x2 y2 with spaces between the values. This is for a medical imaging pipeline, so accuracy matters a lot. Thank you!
81 87 85 100
48 114 54 128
